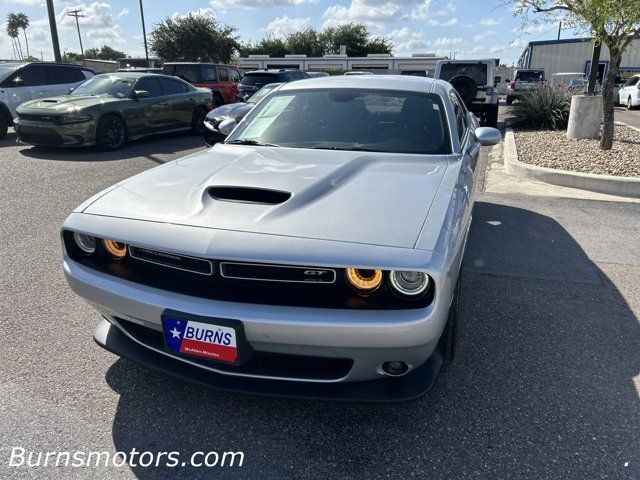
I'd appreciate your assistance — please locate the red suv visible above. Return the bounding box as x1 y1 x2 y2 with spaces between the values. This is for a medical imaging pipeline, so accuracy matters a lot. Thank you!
162 63 241 106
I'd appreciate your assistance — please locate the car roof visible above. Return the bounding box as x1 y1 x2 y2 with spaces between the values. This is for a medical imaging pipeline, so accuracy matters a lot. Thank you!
0 61 89 69
245 69 297 75
277 75 445 93
94 72 170 79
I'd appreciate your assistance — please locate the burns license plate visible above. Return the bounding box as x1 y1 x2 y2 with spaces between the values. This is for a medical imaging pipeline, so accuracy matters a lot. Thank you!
161 310 252 365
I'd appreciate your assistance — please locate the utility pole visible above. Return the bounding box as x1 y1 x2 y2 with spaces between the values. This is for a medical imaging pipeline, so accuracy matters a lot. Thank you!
46 0 62 62
557 22 562 40
68 8 85 65
139 0 150 66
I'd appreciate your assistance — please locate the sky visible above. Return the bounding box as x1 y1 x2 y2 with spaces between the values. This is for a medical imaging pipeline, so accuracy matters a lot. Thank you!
0 0 578 66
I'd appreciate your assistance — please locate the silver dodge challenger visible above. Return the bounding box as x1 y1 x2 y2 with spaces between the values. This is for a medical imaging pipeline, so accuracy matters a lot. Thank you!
62 76 501 401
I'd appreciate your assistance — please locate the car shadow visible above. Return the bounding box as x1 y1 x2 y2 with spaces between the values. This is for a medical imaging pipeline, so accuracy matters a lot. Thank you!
104 201 639 479
16 131 206 164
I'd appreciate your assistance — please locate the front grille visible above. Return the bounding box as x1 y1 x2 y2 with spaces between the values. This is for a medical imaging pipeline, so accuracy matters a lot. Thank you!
116 318 353 380
220 262 336 284
18 127 64 146
18 113 61 123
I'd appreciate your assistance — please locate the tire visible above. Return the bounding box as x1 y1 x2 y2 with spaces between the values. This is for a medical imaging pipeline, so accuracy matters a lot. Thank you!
213 94 224 108
484 105 499 128
0 115 7 141
506 95 514 105
191 106 208 135
96 114 127 151
628 97 635 111
441 274 461 369
449 74 478 107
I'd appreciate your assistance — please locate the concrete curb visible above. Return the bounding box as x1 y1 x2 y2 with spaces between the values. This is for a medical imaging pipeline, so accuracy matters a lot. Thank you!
504 128 640 198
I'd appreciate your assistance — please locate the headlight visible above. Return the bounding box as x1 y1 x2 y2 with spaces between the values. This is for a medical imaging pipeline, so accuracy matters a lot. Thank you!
102 239 127 259
345 268 383 293
73 232 96 254
60 113 92 124
389 271 430 297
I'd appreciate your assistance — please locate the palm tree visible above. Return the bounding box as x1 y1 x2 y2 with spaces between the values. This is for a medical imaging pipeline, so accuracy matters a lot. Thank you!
14 13 30 59
6 13 23 60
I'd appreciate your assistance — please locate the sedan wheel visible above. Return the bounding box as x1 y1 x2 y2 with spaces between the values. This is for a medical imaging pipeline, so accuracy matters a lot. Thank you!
191 107 207 135
96 114 126 151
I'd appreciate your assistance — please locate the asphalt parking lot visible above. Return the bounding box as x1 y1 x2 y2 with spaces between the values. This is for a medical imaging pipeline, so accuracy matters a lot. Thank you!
0 126 639 479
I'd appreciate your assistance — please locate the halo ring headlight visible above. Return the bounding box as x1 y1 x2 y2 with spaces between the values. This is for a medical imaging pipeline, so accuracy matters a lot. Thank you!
390 271 430 297
345 268 383 293
73 232 96 254
102 239 127 259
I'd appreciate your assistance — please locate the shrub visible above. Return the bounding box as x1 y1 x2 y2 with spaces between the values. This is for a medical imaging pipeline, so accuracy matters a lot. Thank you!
512 87 572 130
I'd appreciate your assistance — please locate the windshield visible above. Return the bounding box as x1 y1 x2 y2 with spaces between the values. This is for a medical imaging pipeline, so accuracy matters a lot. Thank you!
439 64 488 86
0 66 17 82
70 75 135 97
247 83 281 104
227 89 451 155
516 70 545 82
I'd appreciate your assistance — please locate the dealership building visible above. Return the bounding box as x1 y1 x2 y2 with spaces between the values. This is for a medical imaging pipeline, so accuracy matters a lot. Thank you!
517 37 640 80
237 53 445 76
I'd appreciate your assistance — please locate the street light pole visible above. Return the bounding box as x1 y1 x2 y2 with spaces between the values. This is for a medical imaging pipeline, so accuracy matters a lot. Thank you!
46 0 62 62
68 9 85 65
139 0 150 67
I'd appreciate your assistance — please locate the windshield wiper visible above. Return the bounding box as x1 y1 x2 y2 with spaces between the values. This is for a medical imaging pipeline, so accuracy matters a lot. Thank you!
308 146 376 152
226 139 280 147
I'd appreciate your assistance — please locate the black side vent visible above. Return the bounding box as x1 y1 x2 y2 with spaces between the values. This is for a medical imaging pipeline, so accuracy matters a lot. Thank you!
209 186 291 205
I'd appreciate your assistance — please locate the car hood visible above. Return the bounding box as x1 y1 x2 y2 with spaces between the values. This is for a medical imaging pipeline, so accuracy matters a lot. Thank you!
83 145 450 249
206 102 253 120
17 95 121 112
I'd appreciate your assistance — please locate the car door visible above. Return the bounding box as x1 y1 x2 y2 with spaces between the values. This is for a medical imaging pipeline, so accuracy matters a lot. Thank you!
160 77 195 129
216 66 232 103
129 77 168 136
4 64 49 114
620 76 639 104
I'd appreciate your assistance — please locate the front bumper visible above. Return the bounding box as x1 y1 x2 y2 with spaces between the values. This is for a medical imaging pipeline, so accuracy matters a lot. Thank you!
94 317 445 402
64 250 449 397
14 118 96 147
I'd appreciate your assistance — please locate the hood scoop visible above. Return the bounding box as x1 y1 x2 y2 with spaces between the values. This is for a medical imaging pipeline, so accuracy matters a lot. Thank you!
208 186 292 205
41 99 59 103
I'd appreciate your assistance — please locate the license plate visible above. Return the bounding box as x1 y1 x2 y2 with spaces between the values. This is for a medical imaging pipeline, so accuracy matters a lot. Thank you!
161 311 251 365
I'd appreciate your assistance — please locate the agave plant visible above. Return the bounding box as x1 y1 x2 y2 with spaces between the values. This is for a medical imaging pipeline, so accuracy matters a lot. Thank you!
512 87 573 130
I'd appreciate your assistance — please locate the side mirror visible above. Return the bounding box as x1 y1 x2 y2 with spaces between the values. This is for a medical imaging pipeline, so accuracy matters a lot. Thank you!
505 78 510 83
12 77 25 87
218 118 237 136
133 90 149 99
475 127 501 147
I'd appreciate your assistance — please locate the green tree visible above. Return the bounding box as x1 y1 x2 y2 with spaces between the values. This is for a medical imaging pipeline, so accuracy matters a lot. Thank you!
239 37 288 57
285 28 323 57
14 12 29 59
149 13 239 62
508 0 640 150
84 45 128 60
61 51 82 64
6 13 23 59
320 23 391 57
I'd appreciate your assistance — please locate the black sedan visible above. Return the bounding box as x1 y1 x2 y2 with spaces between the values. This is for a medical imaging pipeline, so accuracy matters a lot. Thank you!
203 83 283 146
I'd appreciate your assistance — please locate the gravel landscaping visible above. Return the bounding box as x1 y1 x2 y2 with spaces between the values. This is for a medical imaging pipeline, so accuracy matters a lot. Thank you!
514 125 640 177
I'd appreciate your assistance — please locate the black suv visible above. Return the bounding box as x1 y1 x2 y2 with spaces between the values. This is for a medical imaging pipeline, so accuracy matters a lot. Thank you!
237 69 310 102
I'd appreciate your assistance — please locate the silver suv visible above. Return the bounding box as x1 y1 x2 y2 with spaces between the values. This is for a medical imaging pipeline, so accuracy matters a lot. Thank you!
506 69 545 105
434 59 500 128
0 62 94 139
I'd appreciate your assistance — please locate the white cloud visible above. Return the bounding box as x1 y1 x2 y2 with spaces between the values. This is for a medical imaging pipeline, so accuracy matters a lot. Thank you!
116 7 129 21
388 27 429 54
264 15 310 38
433 36 462 47
323 0 407 29
428 17 458 26
474 29 497 42
410 0 431 20
479 18 501 26
209 0 317 9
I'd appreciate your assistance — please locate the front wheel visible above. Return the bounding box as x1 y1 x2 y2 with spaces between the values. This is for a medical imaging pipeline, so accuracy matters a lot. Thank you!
96 114 127 151
628 97 635 111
